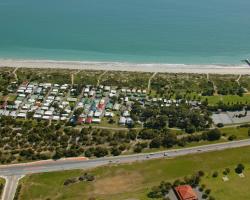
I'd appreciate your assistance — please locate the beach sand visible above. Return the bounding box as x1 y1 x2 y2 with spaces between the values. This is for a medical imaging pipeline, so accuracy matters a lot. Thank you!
0 59 250 74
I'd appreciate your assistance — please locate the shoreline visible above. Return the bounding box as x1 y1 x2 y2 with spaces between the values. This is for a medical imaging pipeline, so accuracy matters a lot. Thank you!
0 59 250 74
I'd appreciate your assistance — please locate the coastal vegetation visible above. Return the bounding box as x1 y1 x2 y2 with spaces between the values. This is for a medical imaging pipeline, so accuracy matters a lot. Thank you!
1 116 241 163
2 67 250 163
17 146 250 200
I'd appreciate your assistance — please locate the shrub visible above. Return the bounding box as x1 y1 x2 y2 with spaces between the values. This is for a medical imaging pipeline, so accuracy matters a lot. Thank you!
205 189 211 195
207 129 221 141
212 171 218 178
198 171 205 177
217 123 224 128
228 135 237 141
235 163 245 174
225 168 230 174
64 177 78 186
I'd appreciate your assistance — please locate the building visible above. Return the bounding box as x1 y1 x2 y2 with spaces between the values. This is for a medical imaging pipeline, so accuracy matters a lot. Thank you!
174 185 198 200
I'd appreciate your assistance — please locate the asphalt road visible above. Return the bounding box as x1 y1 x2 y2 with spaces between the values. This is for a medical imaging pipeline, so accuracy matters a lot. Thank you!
1 139 250 200
1 175 23 200
1 139 250 176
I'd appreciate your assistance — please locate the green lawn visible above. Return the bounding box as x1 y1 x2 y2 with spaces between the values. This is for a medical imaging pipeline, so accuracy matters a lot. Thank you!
202 167 250 200
19 146 250 200
0 178 5 198
220 126 249 140
201 94 250 105
0 177 5 185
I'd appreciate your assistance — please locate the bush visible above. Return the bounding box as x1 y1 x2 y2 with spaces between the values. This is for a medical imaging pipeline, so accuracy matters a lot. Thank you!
225 168 230 174
64 177 78 186
206 129 221 141
149 137 162 148
198 170 205 177
212 171 218 178
205 189 211 195
217 123 224 128
111 147 122 156
228 135 237 141
235 163 245 174
85 174 95 181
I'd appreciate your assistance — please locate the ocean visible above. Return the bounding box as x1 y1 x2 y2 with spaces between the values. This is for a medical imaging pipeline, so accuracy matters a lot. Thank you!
0 0 250 64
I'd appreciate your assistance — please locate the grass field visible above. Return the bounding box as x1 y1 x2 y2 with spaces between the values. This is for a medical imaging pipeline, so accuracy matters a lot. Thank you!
201 94 250 105
0 178 5 198
19 146 250 200
220 126 250 140
202 168 250 200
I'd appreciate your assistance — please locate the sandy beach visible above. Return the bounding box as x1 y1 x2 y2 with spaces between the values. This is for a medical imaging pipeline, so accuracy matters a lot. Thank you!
0 59 250 74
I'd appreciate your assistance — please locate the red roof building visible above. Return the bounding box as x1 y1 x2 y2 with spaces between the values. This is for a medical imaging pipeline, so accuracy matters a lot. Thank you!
174 185 198 200
77 117 84 124
85 117 92 124
98 103 105 110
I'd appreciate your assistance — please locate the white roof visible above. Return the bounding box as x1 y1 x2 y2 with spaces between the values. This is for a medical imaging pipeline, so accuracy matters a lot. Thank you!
119 117 126 124
94 111 102 117
44 111 53 116
92 118 101 123
48 96 55 100
34 114 42 118
61 117 67 121
10 111 17 117
42 115 50 120
52 116 60 120
17 89 25 93
17 113 26 118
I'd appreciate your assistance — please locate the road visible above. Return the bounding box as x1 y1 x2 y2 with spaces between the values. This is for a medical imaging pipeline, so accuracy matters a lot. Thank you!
1 139 250 200
1 175 23 200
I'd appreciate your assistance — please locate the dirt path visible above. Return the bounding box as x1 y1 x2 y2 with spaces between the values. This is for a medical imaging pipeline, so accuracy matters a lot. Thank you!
12 67 18 81
148 72 157 91
71 70 82 85
236 74 242 86
97 70 108 86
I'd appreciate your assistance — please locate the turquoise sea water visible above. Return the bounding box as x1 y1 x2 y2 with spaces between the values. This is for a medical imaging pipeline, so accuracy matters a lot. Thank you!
0 0 250 64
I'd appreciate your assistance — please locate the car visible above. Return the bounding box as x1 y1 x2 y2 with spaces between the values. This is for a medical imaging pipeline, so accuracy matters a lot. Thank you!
164 152 168 157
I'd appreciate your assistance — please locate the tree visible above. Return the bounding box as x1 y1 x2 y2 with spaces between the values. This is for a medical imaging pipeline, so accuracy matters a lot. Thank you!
217 123 224 128
162 132 177 148
206 129 221 141
205 189 211 195
111 147 122 156
185 124 196 134
228 135 237 141
235 163 245 174
93 147 108 158
147 186 162 198
53 148 64 160
212 171 218 178
149 137 162 148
